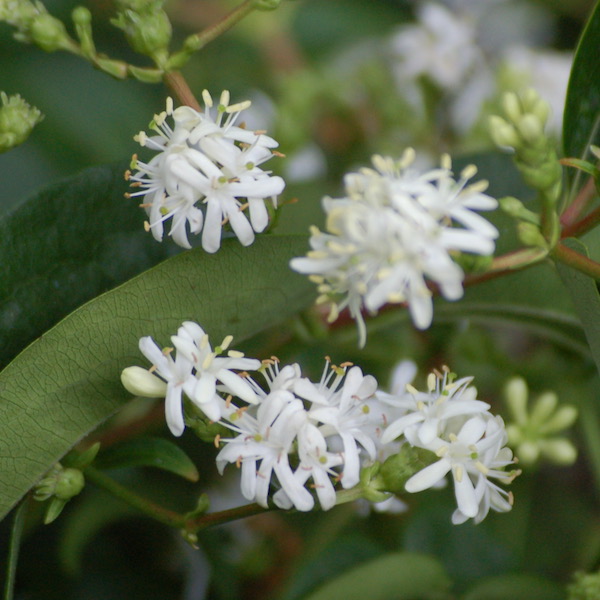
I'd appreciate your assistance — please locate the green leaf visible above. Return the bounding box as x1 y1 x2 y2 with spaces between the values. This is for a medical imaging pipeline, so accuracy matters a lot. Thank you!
463 574 564 600
563 0 600 161
0 161 180 368
298 552 451 600
0 234 314 521
555 238 600 375
94 437 199 482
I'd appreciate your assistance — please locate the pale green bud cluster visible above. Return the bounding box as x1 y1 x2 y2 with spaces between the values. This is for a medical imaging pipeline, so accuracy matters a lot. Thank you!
111 0 172 64
568 570 600 600
0 0 75 52
489 89 562 204
34 462 85 524
0 91 43 152
504 377 578 467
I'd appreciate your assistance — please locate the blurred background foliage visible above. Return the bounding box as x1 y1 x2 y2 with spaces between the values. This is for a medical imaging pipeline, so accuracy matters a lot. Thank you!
1 0 600 598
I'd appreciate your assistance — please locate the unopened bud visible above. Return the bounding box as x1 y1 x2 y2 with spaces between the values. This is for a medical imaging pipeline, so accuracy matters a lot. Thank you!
121 366 167 397
516 114 544 145
54 468 85 500
72 6 95 57
502 91 522 123
95 56 128 79
489 115 519 149
30 12 72 51
538 439 577 465
0 91 43 152
517 222 547 249
113 8 172 58
499 197 540 225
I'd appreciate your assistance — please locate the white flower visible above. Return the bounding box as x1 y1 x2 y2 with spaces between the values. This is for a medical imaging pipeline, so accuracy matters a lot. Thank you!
379 366 490 447
135 321 260 436
405 414 517 523
216 391 314 510
290 150 498 346
294 361 378 489
127 91 285 252
390 2 482 90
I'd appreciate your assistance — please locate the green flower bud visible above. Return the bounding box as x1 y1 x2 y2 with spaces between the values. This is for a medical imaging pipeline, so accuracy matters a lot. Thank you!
502 91 522 123
0 91 43 152
112 8 172 59
30 12 73 51
54 467 85 500
34 463 85 506
517 222 547 249
379 445 437 495
516 114 544 145
499 196 540 225
504 377 578 467
72 6 95 57
489 115 520 148
358 463 391 504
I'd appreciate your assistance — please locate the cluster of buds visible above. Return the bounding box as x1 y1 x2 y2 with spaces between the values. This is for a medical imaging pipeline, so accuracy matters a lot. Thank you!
34 463 85 524
504 377 578 467
0 91 43 152
0 0 75 52
489 89 562 204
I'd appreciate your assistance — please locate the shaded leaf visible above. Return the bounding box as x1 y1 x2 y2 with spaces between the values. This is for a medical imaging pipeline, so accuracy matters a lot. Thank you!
0 161 180 368
563 0 600 161
555 237 600 375
0 234 314 520
299 552 451 600
463 574 564 600
94 437 199 482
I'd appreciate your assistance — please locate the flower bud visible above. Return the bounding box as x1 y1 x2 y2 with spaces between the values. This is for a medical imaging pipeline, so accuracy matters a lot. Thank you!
54 468 85 500
489 115 519 149
538 439 577 466
499 197 540 225
121 366 167 397
95 56 128 79
502 91 522 123
517 222 547 249
516 114 544 145
72 6 95 57
112 7 172 58
0 91 43 152
30 12 72 51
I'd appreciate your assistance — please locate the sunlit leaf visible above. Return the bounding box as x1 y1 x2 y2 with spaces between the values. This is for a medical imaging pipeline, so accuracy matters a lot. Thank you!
0 234 313 520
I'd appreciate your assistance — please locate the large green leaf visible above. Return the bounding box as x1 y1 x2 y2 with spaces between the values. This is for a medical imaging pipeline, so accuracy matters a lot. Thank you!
0 161 180 368
555 238 600 375
298 552 451 600
0 234 313 520
563 0 600 160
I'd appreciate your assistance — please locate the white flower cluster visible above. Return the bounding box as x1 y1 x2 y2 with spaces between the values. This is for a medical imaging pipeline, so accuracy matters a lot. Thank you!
126 91 285 252
389 1 572 136
290 150 498 346
121 322 517 523
379 365 518 524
